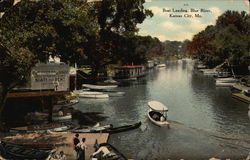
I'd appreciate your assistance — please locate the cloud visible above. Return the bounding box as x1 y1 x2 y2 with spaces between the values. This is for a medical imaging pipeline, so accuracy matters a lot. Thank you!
209 7 222 19
148 6 169 16
154 34 168 41
162 21 182 30
188 18 213 31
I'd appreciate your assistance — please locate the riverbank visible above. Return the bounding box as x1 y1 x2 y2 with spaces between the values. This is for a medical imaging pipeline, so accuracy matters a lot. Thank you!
1 133 109 160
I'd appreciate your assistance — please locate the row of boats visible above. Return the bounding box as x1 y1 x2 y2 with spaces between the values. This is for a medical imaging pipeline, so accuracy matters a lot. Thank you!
74 83 125 99
0 141 127 160
196 63 250 101
10 101 170 134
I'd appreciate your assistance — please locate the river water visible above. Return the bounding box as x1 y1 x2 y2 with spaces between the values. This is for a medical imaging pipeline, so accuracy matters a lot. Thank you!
74 59 250 160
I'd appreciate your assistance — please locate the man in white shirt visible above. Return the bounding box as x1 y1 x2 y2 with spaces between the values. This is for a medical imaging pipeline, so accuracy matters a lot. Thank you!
91 146 116 158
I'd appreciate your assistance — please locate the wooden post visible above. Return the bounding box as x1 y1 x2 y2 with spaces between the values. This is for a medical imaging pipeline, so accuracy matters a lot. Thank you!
46 96 53 122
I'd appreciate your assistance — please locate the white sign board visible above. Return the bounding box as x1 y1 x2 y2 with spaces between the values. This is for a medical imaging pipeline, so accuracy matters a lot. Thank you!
31 63 70 91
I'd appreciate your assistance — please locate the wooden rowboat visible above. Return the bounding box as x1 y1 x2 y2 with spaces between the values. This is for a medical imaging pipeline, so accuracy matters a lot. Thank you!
0 141 51 159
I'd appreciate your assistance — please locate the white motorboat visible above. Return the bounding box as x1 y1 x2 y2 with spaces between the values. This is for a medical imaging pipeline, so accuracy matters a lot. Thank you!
82 84 118 90
147 101 170 127
157 64 166 68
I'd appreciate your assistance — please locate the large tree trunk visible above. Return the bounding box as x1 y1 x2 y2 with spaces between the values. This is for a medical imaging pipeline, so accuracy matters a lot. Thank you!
0 82 8 131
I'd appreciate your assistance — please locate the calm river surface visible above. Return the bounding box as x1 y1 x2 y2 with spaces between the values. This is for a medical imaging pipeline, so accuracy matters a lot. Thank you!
74 59 250 160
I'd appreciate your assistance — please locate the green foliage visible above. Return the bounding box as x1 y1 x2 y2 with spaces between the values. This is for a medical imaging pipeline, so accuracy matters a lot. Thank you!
188 10 250 70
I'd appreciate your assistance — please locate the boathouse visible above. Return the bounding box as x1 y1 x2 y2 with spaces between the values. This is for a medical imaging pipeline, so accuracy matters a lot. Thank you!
3 63 71 125
114 65 146 80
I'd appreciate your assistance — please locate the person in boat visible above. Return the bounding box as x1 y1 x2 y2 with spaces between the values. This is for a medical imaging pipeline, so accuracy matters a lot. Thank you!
90 146 116 158
152 113 160 121
76 137 87 160
160 116 166 122
72 134 80 159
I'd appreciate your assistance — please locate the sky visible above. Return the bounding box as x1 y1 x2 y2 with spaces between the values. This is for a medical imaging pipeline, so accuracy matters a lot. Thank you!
137 0 249 42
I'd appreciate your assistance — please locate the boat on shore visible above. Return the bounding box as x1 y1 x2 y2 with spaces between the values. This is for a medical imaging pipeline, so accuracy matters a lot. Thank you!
0 141 51 159
147 101 170 127
9 123 70 133
82 84 118 90
92 143 127 160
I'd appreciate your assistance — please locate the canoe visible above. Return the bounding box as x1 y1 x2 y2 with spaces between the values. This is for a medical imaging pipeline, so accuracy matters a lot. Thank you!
79 94 109 99
82 84 118 90
10 124 70 133
103 121 141 134
147 101 169 127
89 90 125 97
0 141 51 159
92 143 127 160
71 124 112 133
73 122 141 134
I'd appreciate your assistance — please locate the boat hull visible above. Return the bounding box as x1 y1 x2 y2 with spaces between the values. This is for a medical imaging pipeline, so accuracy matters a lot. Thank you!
147 109 169 127
82 84 118 90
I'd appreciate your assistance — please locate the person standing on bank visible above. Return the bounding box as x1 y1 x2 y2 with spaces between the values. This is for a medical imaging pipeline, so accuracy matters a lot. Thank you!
72 134 80 159
76 138 87 160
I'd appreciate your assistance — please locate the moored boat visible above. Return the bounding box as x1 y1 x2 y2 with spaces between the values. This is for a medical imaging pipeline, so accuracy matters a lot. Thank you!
157 64 166 68
215 77 238 83
82 84 118 90
215 82 236 87
147 101 170 127
0 141 51 159
78 91 109 98
71 124 112 133
104 121 141 134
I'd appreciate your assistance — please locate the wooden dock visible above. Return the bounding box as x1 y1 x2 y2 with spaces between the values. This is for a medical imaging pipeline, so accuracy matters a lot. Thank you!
3 133 109 160
232 93 250 104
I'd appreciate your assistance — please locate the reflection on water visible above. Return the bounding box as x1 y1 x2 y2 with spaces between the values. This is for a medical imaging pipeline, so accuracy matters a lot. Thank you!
77 59 250 159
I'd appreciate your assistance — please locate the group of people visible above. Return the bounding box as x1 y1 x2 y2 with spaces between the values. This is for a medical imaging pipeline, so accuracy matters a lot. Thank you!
152 113 166 122
46 150 66 160
72 134 115 160
73 134 88 160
